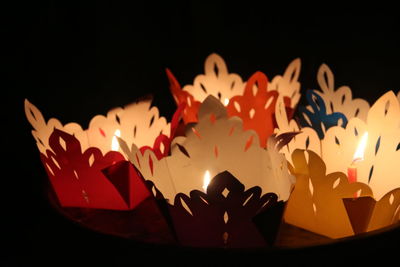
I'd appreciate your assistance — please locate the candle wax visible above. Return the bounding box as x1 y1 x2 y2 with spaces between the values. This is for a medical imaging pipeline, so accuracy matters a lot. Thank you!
347 165 357 184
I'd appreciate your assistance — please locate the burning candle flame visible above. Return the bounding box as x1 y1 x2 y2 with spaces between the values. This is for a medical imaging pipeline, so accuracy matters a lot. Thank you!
352 132 368 163
223 98 230 106
111 129 121 151
203 170 211 191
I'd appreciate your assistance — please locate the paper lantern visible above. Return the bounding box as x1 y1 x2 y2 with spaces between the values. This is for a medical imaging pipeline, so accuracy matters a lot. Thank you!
25 55 400 248
25 98 181 210
119 96 294 247
276 64 400 238
166 53 301 147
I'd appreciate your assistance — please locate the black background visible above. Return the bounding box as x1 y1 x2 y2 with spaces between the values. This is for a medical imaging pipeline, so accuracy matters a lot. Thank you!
4 2 400 266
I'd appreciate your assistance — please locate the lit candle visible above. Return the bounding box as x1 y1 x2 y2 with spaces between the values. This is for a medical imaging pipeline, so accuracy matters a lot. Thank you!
347 132 368 184
111 129 121 151
203 170 211 192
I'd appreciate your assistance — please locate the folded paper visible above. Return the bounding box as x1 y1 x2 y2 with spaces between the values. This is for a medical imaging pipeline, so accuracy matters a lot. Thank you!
274 63 373 163
25 98 182 210
167 53 301 127
322 91 400 199
310 64 370 121
167 171 284 247
284 149 400 238
119 96 295 247
298 90 348 138
284 149 373 238
226 71 278 147
275 65 400 201
368 188 400 231
41 129 151 209
126 96 295 203
25 98 170 155
274 96 321 163
48 185 176 243
279 90 400 238
25 56 400 246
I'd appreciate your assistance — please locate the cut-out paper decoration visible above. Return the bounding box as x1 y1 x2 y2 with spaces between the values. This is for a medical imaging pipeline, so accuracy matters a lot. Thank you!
284 149 400 238
166 53 301 127
172 53 245 105
274 96 321 164
284 149 373 238
40 129 151 210
310 64 370 121
121 96 295 247
25 98 183 210
367 188 400 232
47 181 176 244
128 96 295 203
25 57 400 248
298 90 348 138
274 64 400 201
167 171 284 248
25 98 171 155
272 64 400 238
321 91 400 200
226 71 278 147
268 57 301 110
292 63 370 145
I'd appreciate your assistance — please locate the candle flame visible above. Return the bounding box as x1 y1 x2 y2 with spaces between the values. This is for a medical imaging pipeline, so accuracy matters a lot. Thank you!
111 129 121 151
353 132 368 163
203 170 211 191
223 98 230 106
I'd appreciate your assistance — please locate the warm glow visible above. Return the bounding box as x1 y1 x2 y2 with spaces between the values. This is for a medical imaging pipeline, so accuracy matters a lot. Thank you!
111 129 121 151
223 98 230 106
203 170 211 191
353 132 368 163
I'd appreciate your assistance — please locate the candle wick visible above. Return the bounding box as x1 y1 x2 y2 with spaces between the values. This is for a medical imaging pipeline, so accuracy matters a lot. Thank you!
351 157 363 165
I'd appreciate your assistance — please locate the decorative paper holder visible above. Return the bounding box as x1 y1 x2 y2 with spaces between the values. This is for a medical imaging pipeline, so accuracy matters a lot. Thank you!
25 53 400 248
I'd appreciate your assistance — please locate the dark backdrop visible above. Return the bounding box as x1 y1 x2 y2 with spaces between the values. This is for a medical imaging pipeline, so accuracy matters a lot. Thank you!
4 2 400 265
